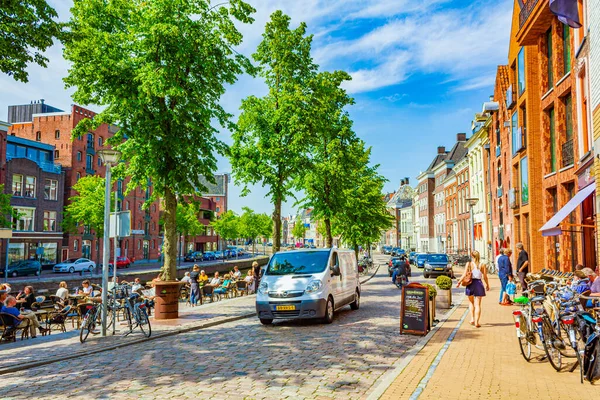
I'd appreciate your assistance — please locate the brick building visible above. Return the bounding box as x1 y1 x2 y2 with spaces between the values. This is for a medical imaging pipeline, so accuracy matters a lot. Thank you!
443 171 457 253
385 179 415 249
591 0 600 270
517 0 594 271
491 66 514 254
7 101 162 263
455 156 471 253
3 135 65 266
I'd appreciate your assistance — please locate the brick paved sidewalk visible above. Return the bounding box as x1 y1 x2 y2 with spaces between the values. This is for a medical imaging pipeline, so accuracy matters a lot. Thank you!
0 294 256 373
378 275 592 400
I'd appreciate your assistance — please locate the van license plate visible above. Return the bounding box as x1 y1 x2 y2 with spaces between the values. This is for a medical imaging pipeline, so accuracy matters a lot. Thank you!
435 268 444 271
275 305 296 311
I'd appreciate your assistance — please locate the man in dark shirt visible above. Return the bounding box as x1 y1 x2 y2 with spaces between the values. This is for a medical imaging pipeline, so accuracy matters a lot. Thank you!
516 243 529 294
497 249 513 304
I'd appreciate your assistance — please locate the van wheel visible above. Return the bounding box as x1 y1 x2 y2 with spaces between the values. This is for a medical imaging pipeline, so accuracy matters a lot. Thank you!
259 318 273 325
322 297 334 324
350 290 360 310
423 273 429 279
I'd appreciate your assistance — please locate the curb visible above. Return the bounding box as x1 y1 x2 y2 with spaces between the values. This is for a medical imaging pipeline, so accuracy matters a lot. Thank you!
1 264 382 375
365 293 466 400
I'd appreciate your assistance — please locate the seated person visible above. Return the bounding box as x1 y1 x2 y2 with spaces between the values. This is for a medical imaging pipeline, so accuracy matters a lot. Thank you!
232 266 242 281
131 278 143 293
181 271 192 284
56 281 69 301
199 270 209 286
0 283 11 293
1 296 47 338
583 268 600 296
79 280 94 296
213 274 232 295
209 272 221 286
16 286 36 310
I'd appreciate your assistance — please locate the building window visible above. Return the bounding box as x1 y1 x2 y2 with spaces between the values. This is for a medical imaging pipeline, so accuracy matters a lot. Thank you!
564 94 573 141
511 111 519 154
13 208 34 231
36 131 41 141
44 179 58 200
43 211 57 231
518 47 525 95
117 180 123 196
547 28 553 89
97 157 102 167
98 137 103 147
521 157 529 205
77 151 82 162
216 207 220 213
74 240 79 252
87 133 94 149
76 172 81 181
549 107 556 172
152 204 156 213
138 240 141 250
12 174 23 196
563 24 571 75
55 130 60 139
54 150 59 158
126 201 130 210
86 154 93 171
24 176 36 198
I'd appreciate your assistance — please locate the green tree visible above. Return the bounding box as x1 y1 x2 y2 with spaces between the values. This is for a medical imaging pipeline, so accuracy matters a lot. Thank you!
62 176 114 264
174 200 208 256
64 0 255 280
0 0 62 82
211 210 239 258
0 185 18 228
333 166 394 259
256 213 273 243
238 207 261 255
300 70 367 248
231 11 316 253
291 217 307 244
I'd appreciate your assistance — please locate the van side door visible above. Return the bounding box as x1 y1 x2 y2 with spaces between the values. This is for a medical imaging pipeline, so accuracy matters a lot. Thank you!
329 251 343 303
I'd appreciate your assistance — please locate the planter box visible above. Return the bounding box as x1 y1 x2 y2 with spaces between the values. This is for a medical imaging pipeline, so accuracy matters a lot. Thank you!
436 288 452 309
154 281 183 320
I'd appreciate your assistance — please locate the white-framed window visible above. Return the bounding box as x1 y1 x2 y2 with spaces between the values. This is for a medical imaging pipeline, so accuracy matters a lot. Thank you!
12 174 23 196
13 208 35 231
74 240 79 252
77 151 82 161
44 179 58 200
24 176 36 198
43 211 57 231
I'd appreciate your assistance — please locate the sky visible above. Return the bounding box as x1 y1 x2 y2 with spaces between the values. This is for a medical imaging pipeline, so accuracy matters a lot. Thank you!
0 0 513 216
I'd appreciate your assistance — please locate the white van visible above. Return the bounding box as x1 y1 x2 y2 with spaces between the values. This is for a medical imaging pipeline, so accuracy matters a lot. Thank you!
256 248 360 325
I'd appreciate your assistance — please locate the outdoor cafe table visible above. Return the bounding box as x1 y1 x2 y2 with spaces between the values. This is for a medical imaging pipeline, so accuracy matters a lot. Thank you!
32 309 52 325
68 295 86 306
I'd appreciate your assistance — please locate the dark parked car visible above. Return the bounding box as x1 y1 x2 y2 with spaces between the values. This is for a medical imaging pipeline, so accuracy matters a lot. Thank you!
423 254 454 279
203 252 216 261
184 251 203 262
382 246 392 255
409 252 417 264
0 260 42 277
416 254 428 268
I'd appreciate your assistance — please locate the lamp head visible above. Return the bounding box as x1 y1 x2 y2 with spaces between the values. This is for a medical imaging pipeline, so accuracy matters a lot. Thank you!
98 149 122 166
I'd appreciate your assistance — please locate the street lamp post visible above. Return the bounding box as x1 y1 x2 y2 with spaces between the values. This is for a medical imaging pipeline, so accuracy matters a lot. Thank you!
98 149 122 337
466 198 479 255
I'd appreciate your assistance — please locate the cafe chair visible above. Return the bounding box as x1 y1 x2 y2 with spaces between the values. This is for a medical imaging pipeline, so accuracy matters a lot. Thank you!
47 305 74 333
236 281 249 296
0 312 31 341
201 286 215 303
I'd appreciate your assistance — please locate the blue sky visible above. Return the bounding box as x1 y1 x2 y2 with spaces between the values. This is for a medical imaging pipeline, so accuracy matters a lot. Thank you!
0 0 513 216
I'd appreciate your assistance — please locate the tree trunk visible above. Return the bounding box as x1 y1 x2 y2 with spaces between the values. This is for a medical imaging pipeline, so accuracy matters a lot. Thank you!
325 218 333 248
273 196 282 253
353 244 359 261
162 187 178 280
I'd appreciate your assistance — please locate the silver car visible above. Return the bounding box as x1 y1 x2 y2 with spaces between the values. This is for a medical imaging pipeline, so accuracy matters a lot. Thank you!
53 258 96 273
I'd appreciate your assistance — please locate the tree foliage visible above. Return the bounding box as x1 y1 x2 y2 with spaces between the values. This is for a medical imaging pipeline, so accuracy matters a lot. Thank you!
238 207 271 254
62 176 111 236
211 210 239 243
0 185 17 228
231 11 316 253
299 70 367 247
0 0 62 82
291 217 307 242
64 0 255 280
175 200 207 238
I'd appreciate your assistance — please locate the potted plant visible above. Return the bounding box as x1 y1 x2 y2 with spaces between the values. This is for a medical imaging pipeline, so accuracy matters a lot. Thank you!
435 275 453 309
423 283 437 327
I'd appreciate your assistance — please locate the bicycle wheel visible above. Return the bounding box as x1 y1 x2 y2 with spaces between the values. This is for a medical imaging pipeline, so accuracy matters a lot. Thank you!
542 317 562 371
79 312 92 343
136 306 151 338
518 314 532 361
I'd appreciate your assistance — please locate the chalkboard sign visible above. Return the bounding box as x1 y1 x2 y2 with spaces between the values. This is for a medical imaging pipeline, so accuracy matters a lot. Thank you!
400 282 429 335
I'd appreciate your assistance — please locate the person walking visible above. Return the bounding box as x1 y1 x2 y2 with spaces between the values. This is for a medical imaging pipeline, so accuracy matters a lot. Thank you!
497 248 513 304
515 243 529 294
456 250 490 328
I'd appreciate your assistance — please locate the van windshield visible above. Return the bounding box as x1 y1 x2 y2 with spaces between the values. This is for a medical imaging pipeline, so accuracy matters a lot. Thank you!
266 251 330 276
427 254 449 263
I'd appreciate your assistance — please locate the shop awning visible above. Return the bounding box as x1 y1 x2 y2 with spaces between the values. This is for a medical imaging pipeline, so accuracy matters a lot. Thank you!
539 182 595 237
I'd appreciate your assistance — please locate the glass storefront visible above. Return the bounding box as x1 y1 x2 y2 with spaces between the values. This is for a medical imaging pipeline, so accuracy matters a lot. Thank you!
8 241 59 266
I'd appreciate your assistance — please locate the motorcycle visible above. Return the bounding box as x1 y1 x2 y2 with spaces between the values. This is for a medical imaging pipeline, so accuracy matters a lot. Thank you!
395 273 407 289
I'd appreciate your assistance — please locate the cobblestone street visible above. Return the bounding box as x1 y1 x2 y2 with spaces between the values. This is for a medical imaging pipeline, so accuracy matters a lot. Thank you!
0 255 449 400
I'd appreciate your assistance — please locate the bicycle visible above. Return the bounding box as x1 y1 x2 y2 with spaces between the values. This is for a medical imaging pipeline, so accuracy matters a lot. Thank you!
512 280 548 361
574 294 600 384
79 301 115 343
116 284 151 338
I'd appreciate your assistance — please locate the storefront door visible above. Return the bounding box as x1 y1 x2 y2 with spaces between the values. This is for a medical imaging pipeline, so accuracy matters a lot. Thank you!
82 240 91 259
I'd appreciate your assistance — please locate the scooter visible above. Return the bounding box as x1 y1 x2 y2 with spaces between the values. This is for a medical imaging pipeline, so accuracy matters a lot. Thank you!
395 273 407 289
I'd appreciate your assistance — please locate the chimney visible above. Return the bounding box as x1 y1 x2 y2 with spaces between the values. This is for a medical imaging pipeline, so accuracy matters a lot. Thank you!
404 177 409 185
437 146 446 155
457 133 466 142
400 179 405 186
489 95 494 101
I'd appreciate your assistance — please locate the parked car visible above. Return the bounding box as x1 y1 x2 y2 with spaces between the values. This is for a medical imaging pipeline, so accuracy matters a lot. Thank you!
256 248 360 325
203 251 216 261
267 242 273 247
184 251 203 262
382 246 392 255
53 258 96 273
214 251 223 259
416 253 428 268
0 260 42 277
408 252 417 264
109 257 132 269
423 254 453 279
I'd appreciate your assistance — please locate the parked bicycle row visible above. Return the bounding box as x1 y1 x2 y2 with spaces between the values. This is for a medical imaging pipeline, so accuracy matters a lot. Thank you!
511 268 600 384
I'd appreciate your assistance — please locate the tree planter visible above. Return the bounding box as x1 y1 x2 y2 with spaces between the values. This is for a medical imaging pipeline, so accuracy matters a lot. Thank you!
154 281 183 320
436 288 452 309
